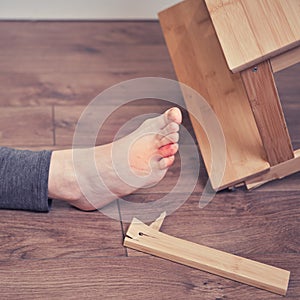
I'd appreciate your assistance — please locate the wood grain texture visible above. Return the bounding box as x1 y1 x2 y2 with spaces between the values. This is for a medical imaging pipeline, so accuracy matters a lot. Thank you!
0 22 175 107
271 46 300 73
246 149 300 190
205 0 300 72
238 61 300 191
122 191 300 256
1 255 298 300
122 191 300 297
241 60 294 165
0 200 124 260
0 106 53 147
275 62 300 102
0 21 299 299
159 0 269 189
275 63 300 153
124 218 290 295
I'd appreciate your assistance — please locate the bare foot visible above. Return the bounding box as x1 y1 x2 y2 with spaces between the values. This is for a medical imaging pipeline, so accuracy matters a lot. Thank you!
48 107 182 211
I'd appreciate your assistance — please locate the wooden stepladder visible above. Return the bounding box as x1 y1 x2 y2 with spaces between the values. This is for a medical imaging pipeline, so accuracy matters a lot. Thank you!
159 0 300 190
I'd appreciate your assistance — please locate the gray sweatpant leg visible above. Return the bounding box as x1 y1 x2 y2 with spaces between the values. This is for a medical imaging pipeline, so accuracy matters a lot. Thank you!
0 147 52 212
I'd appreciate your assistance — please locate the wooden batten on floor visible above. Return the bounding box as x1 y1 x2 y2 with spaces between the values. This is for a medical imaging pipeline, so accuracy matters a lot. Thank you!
124 218 290 296
241 60 294 166
159 0 269 190
246 149 300 190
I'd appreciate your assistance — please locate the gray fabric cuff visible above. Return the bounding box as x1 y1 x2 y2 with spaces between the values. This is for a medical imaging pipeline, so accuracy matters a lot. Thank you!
0 147 52 212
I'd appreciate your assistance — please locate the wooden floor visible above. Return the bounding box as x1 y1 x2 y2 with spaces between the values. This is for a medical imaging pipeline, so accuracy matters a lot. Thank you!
0 21 299 299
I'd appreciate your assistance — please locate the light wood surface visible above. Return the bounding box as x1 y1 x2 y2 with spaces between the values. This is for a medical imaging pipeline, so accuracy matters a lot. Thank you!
271 46 300 73
149 211 166 231
204 0 300 72
241 60 294 166
159 0 269 189
246 149 300 190
124 218 290 295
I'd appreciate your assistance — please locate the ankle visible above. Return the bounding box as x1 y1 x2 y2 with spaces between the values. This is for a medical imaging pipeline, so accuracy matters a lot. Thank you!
48 150 82 203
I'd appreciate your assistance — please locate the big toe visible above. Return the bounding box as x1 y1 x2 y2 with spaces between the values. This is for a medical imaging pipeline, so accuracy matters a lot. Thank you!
150 107 182 130
165 107 182 125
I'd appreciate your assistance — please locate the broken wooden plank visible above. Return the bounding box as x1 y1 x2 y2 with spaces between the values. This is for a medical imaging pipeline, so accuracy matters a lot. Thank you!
205 0 300 73
271 46 300 73
159 0 269 190
127 212 167 257
149 211 166 231
124 218 290 296
241 60 294 166
246 149 300 190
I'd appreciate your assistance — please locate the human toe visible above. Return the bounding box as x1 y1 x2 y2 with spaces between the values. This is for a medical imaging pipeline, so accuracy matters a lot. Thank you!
159 155 175 169
159 143 179 157
159 132 179 147
160 122 179 138
165 107 182 125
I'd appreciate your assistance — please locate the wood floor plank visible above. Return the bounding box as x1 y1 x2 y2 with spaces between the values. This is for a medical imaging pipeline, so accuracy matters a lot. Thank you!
0 255 298 299
0 106 53 146
281 104 300 147
0 200 125 261
275 63 300 149
122 191 299 256
0 69 175 107
0 22 167 48
0 46 173 75
0 21 175 107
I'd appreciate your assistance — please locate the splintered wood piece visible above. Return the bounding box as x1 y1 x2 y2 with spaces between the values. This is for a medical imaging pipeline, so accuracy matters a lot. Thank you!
241 60 294 166
149 211 166 231
246 149 300 190
271 46 300 73
159 0 269 190
124 218 290 296
205 0 300 72
127 212 167 257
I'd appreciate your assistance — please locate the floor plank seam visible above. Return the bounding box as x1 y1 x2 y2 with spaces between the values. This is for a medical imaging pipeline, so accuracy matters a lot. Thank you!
117 199 128 257
52 105 56 146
